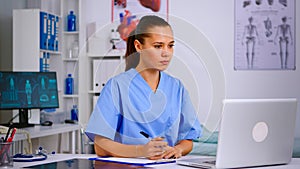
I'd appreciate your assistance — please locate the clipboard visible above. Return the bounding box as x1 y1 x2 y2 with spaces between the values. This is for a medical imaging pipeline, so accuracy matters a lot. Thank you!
89 157 176 166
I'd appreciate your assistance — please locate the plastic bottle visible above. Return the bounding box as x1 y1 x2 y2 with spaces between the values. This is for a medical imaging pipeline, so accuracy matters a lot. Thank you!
67 11 76 31
65 74 73 94
71 105 78 121
71 40 79 58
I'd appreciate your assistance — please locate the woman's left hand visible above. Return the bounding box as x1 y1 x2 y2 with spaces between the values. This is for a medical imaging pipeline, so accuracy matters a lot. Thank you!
162 146 183 159
148 146 182 160
148 140 192 160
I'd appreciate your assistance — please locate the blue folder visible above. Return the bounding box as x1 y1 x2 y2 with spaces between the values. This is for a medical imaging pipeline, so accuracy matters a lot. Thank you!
54 16 59 51
47 14 55 51
40 11 48 50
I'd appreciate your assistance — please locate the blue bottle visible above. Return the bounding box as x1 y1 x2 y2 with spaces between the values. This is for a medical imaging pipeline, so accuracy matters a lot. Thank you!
71 105 78 121
67 11 76 31
65 74 73 94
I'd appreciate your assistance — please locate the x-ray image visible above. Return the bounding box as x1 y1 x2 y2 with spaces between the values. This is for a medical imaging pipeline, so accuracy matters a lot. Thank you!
235 0 295 70
264 17 272 37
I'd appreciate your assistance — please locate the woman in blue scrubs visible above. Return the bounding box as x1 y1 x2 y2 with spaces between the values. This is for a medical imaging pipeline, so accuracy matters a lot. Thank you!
85 15 201 159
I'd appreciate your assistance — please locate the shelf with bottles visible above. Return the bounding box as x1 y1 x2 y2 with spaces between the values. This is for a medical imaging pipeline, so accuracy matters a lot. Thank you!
61 0 79 31
63 98 79 122
61 0 80 63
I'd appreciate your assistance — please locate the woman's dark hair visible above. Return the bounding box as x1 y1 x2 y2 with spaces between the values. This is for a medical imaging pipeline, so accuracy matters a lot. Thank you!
135 15 171 44
125 15 171 71
125 30 139 71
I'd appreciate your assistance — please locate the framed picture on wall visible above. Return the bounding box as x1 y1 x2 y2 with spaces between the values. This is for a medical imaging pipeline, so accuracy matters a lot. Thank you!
112 0 169 41
234 0 295 70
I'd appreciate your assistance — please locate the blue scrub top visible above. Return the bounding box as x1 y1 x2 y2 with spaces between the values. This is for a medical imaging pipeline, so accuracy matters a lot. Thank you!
85 69 201 146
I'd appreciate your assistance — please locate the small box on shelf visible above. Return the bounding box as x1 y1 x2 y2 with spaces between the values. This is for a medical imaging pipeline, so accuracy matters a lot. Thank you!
40 111 66 124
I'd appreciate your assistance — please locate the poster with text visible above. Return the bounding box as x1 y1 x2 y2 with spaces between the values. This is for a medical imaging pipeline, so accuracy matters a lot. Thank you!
113 0 168 42
234 0 295 70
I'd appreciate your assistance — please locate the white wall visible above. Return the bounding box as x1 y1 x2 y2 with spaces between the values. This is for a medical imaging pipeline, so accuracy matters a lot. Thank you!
88 0 300 137
0 0 27 71
0 0 27 122
82 0 300 137
169 0 300 137
1 0 299 138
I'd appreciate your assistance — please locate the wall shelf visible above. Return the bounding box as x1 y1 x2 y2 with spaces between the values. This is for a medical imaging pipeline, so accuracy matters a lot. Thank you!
62 94 79 98
87 49 125 58
62 58 79 62
40 49 61 55
88 90 100 94
63 31 79 35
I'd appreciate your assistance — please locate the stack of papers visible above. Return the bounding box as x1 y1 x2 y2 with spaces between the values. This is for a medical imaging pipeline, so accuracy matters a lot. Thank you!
89 157 176 166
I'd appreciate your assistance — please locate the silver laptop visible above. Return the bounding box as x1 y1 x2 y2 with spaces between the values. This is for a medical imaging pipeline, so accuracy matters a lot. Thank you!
177 98 298 169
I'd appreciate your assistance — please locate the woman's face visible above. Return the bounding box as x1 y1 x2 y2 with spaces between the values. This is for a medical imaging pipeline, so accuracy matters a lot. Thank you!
135 26 174 71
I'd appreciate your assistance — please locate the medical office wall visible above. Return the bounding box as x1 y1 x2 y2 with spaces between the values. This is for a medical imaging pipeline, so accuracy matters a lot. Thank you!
169 0 300 138
0 0 27 122
84 0 300 138
0 0 299 139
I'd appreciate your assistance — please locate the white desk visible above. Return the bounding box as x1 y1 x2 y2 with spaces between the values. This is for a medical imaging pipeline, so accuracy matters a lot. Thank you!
14 154 95 168
154 156 300 169
14 154 300 169
13 124 80 154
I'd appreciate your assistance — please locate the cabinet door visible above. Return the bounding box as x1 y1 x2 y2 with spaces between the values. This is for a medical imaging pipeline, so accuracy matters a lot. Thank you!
93 59 120 92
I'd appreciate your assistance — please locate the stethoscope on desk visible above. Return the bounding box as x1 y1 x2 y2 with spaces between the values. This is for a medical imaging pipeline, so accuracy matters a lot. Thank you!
13 147 55 162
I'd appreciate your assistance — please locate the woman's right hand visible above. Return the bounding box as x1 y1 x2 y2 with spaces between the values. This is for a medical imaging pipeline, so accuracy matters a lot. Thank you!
139 137 168 159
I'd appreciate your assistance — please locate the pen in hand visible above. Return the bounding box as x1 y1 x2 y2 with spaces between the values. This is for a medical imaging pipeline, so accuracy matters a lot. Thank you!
140 131 165 141
140 131 170 158
140 131 151 141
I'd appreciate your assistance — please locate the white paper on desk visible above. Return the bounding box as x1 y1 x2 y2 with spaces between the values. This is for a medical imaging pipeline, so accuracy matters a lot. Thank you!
89 157 176 166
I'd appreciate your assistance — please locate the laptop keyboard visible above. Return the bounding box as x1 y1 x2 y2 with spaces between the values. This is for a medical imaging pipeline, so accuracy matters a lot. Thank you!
181 157 216 164
203 160 216 165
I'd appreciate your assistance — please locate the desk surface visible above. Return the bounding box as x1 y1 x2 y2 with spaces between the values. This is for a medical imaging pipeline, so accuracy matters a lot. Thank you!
14 154 300 169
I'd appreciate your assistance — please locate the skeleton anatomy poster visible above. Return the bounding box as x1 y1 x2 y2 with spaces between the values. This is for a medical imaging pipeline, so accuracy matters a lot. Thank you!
234 0 295 70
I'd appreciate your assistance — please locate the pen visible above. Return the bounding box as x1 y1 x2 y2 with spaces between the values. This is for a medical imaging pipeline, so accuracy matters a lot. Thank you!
0 128 15 163
7 128 16 142
140 131 166 140
140 131 151 141
4 126 12 142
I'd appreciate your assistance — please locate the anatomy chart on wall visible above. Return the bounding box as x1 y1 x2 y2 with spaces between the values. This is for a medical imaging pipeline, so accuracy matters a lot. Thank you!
234 0 295 70
113 0 168 42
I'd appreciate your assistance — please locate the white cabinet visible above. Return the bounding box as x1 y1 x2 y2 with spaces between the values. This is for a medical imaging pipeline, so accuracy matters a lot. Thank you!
12 1 83 153
89 55 125 110
60 0 80 120
13 1 82 122
91 57 123 92
13 9 61 72
12 0 126 154
13 9 63 124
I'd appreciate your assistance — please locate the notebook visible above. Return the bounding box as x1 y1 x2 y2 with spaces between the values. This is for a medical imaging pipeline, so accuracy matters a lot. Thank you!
89 157 176 166
177 98 298 168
